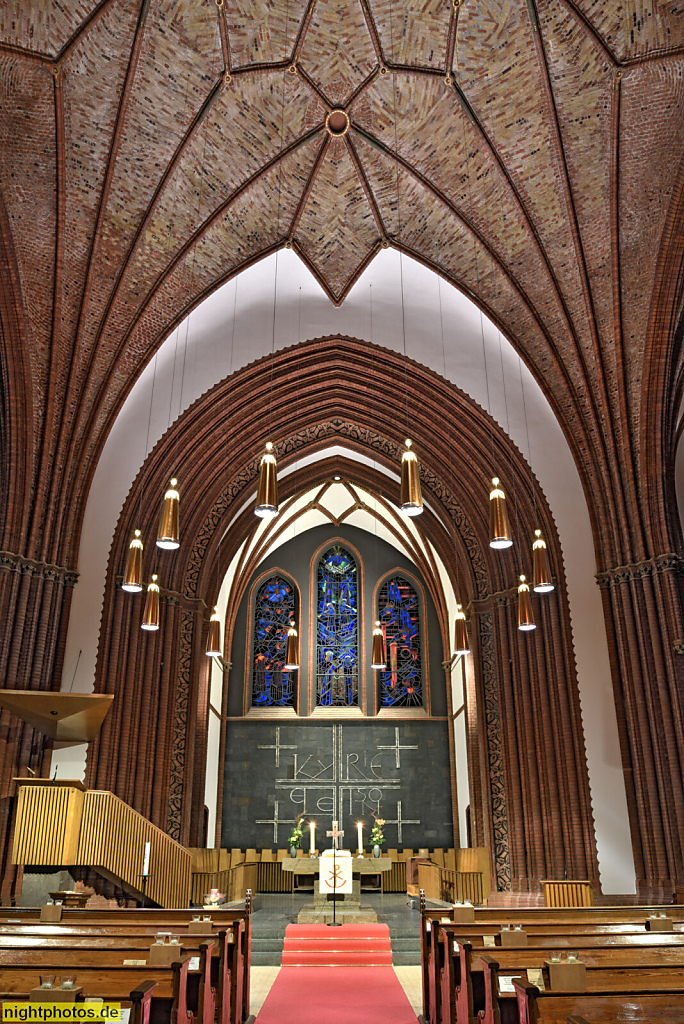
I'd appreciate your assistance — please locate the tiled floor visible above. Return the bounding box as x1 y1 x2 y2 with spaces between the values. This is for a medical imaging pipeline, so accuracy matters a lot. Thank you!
250 965 423 1018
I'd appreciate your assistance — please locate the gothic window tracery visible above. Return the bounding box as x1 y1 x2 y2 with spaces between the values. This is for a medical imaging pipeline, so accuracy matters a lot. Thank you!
251 575 296 708
378 575 423 708
316 545 359 707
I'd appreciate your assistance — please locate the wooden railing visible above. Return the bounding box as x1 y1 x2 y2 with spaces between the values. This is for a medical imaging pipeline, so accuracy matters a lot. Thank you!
13 781 191 908
77 790 191 908
190 863 258 906
440 868 484 905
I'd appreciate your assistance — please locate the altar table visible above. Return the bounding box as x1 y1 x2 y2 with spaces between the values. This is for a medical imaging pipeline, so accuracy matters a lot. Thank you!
282 856 392 923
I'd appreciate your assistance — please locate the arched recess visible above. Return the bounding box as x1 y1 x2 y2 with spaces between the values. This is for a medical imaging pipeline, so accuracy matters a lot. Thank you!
82 340 599 894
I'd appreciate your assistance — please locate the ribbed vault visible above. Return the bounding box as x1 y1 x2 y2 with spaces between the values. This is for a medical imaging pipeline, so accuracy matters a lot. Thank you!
1 0 684 574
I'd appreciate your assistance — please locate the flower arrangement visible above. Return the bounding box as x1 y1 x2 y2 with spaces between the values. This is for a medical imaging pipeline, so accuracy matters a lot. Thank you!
370 816 385 847
203 888 225 907
289 814 307 849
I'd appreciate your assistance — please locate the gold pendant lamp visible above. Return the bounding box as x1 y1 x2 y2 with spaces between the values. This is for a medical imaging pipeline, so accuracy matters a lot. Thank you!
206 607 222 657
157 478 180 550
400 439 423 517
122 530 144 592
141 575 160 631
532 529 554 593
454 604 470 655
489 477 513 549
284 622 299 670
255 442 279 519
371 620 387 670
517 575 536 631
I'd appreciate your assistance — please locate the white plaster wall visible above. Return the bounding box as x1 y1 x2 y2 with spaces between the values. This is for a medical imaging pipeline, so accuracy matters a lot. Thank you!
56 249 634 892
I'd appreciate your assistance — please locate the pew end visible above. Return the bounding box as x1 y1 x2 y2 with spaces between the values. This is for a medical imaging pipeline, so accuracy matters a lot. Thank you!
129 981 158 1024
512 978 540 1024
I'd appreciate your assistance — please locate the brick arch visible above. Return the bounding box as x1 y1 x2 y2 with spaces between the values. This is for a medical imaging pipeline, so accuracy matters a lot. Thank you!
86 337 596 893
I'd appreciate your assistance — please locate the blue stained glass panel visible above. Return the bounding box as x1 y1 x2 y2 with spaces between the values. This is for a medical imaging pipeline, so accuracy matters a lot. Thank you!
378 576 423 707
252 576 296 707
316 545 359 707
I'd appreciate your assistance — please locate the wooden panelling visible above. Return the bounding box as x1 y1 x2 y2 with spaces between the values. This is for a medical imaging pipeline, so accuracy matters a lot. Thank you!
257 861 294 893
543 880 595 908
382 860 407 893
456 847 491 899
12 785 84 866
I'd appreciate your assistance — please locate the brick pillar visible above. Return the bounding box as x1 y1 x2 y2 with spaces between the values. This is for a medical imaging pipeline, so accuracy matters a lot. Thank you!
597 556 684 900
0 557 77 902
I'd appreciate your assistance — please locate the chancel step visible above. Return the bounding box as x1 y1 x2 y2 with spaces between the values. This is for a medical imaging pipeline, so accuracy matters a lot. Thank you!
282 923 393 966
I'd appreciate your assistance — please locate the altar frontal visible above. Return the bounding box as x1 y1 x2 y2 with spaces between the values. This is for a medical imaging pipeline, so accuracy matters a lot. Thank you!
319 850 353 895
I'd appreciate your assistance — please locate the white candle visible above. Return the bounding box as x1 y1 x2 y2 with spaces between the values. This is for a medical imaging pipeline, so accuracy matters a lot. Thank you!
142 841 151 877
310 822 316 855
357 822 363 855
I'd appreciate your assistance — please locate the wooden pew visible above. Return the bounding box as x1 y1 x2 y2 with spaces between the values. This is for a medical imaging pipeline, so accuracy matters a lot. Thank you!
428 921 684 1024
512 977 684 1023
420 901 684 1020
0 922 247 1024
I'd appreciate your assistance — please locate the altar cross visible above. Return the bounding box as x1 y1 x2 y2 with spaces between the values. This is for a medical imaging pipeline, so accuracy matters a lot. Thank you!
326 819 345 850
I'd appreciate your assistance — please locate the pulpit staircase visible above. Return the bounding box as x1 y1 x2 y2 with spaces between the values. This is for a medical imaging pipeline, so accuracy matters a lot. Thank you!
11 779 250 909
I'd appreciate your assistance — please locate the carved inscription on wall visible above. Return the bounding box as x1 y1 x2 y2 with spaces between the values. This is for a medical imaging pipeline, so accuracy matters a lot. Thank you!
222 720 453 850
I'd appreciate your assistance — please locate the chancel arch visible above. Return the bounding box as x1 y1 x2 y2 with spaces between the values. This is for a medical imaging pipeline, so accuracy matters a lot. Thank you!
76 337 605 897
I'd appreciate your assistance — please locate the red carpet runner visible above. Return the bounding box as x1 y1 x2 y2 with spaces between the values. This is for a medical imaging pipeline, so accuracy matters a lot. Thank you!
256 924 418 1024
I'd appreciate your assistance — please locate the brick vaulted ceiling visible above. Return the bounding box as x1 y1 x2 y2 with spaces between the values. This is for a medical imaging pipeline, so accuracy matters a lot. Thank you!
0 1 684 566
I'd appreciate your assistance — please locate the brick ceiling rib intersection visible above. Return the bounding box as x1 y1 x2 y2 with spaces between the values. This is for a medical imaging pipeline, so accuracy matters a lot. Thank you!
0 0 683 567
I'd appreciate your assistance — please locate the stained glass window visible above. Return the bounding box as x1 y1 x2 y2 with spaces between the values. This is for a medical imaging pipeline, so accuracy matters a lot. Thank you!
252 575 296 708
316 545 359 707
378 576 423 707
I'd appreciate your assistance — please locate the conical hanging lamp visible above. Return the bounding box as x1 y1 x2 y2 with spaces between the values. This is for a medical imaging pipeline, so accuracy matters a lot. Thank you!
371 620 387 670
454 604 470 656
122 530 144 592
255 442 279 519
400 440 423 517
517 575 536 631
489 477 513 549
157 478 180 550
532 529 554 593
284 622 299 671
206 607 222 657
141 575 160 631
